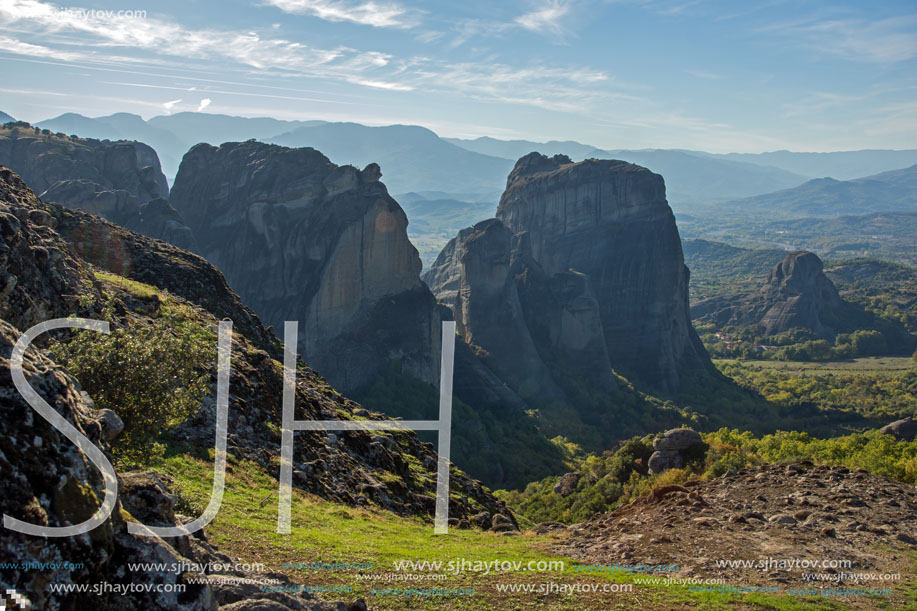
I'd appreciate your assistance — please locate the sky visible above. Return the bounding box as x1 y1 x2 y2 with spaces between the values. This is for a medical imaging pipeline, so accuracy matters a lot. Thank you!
0 0 916 152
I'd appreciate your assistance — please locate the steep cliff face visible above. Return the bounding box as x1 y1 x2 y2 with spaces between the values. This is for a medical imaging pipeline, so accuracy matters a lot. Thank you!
169 141 441 391
0 123 194 250
441 218 616 401
692 251 845 337
489 153 708 391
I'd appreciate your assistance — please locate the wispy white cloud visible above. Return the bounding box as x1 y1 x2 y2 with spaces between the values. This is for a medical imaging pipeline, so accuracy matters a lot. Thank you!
763 14 917 63
261 0 421 29
412 61 617 113
0 35 82 61
163 98 182 110
515 0 571 36
0 0 624 115
0 0 410 89
197 98 212 111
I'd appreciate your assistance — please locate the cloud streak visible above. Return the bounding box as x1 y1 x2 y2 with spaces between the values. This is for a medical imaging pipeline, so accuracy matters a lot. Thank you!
515 0 571 36
261 0 421 29
763 15 917 63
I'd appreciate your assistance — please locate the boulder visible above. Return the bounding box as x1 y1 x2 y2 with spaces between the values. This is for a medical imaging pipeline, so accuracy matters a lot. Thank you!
648 450 683 474
880 417 917 442
654 428 704 451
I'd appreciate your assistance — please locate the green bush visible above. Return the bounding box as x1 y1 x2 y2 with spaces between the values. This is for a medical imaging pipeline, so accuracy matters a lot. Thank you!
51 314 213 464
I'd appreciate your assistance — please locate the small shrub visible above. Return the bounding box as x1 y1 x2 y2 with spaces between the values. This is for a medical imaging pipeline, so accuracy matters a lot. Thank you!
51 313 214 465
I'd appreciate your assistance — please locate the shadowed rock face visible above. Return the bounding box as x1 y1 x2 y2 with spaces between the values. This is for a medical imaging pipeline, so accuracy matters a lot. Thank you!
435 217 618 403
692 251 845 338
488 153 708 391
0 123 195 249
170 141 442 391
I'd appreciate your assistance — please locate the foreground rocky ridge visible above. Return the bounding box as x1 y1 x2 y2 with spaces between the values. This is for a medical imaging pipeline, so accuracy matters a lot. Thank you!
0 122 195 250
169 141 442 393
0 167 511 609
555 462 917 607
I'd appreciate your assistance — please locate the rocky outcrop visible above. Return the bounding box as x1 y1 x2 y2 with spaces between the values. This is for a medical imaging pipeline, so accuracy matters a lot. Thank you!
0 122 194 249
426 217 616 406
647 428 707 474
426 152 710 392
691 251 845 337
557 462 917 603
170 141 442 392
880 417 917 442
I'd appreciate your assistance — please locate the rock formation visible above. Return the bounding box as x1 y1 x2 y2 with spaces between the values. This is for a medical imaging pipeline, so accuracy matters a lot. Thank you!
433 217 616 402
0 122 195 249
691 251 846 337
426 152 710 393
880 417 917 442
647 428 707 474
169 141 442 392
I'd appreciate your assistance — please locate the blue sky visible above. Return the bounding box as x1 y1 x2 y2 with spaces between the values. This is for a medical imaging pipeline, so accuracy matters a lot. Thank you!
0 0 915 152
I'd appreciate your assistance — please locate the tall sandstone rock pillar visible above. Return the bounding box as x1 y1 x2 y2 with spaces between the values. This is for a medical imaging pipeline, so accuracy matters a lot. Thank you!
493 153 709 391
170 141 441 391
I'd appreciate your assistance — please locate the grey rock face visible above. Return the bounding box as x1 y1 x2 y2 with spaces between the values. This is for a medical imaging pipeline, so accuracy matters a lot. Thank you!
648 450 684 474
0 123 195 247
880 417 917 442
654 428 704 451
648 428 706 474
692 251 844 338
170 141 442 391
434 216 616 404
494 154 709 391
427 152 710 392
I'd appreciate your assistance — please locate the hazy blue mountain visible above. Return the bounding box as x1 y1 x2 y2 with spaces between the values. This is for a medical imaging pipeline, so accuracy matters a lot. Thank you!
148 112 320 149
705 150 917 181
447 136 809 203
594 148 807 205
269 122 515 194
0 110 14 123
721 164 917 218
445 136 600 160
865 163 917 189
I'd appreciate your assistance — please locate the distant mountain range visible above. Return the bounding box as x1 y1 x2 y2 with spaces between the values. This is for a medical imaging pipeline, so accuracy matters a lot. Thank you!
0 110 14 123
15 109 917 235
705 150 917 181
269 123 513 195
719 164 917 217
447 137 808 204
